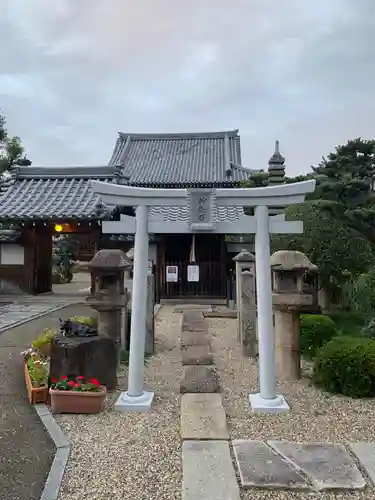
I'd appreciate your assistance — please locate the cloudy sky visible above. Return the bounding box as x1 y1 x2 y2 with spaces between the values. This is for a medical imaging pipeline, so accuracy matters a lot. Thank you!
1 0 374 175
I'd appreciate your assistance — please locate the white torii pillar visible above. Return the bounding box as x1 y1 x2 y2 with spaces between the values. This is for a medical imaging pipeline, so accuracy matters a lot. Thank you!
91 179 316 414
91 183 188 412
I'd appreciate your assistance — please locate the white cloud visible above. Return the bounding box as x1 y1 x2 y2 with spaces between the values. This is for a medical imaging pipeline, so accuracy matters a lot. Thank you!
1 0 374 174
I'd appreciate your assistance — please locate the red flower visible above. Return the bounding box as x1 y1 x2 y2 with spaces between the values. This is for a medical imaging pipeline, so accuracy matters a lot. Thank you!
90 378 100 386
77 376 84 380
61 376 68 381
51 378 58 383
74 382 79 388
68 380 75 386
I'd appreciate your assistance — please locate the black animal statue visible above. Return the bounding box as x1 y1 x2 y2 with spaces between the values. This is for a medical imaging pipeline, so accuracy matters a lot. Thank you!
59 319 98 338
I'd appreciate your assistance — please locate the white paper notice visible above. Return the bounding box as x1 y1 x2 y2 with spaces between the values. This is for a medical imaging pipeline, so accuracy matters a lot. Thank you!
166 265 178 282
187 265 199 282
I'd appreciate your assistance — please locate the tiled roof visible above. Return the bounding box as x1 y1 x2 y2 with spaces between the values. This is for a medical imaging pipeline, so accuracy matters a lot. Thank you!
109 130 255 187
0 166 115 221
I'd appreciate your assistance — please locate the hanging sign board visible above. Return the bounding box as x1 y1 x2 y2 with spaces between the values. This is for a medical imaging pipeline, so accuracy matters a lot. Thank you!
166 265 178 282
187 264 200 282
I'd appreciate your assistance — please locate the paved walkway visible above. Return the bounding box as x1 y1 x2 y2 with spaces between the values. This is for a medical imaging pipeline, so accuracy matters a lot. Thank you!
0 303 93 500
179 308 375 499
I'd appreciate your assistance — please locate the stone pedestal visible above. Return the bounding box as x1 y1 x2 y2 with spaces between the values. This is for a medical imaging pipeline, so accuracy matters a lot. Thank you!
50 335 118 390
233 250 255 342
274 310 301 381
240 270 257 358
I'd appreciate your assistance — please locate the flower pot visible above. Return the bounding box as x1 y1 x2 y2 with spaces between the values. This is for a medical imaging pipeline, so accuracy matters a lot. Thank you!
24 363 49 404
49 387 107 414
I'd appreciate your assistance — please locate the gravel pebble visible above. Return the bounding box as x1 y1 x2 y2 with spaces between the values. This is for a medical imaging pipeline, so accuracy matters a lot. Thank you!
208 317 375 500
57 306 182 500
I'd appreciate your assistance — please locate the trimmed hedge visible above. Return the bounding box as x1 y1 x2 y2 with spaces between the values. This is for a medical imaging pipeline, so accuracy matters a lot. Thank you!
300 314 339 359
313 336 375 398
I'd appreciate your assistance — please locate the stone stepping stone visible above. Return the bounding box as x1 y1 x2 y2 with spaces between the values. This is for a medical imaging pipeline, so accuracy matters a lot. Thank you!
350 442 375 485
182 440 240 500
181 365 220 393
181 330 210 348
203 310 237 318
182 312 207 332
268 441 366 491
181 393 229 440
182 345 213 365
232 440 309 490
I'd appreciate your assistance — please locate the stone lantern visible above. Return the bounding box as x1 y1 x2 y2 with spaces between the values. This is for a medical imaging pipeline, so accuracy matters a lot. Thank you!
270 250 318 381
86 249 132 358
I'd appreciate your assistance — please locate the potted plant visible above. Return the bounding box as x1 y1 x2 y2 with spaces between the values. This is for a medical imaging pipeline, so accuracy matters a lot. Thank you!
31 328 56 357
21 350 49 404
49 376 106 414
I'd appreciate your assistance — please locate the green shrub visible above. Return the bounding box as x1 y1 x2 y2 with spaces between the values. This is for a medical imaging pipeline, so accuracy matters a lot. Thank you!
340 270 375 315
313 337 375 398
300 314 339 359
31 328 56 351
328 309 368 337
70 316 97 327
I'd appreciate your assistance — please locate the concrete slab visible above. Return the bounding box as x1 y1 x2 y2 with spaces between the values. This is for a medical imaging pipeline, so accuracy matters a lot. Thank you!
182 345 213 365
182 440 240 500
181 330 210 348
181 365 220 394
233 440 309 490
350 442 375 485
181 393 229 440
268 441 366 491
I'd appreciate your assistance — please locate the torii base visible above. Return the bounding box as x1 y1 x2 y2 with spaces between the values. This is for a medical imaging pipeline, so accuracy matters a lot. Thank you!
249 393 290 413
114 390 154 413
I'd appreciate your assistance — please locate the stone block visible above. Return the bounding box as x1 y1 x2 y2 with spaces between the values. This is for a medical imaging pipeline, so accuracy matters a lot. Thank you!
182 345 213 365
182 312 207 332
181 365 220 393
181 330 210 348
350 442 375 485
181 393 228 439
268 441 366 491
182 441 240 500
232 440 308 490
50 335 118 390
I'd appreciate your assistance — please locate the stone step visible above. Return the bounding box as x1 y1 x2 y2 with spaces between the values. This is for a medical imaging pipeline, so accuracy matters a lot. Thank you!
181 393 229 440
181 311 207 332
232 440 309 490
269 441 366 491
182 440 240 500
181 330 210 348
182 345 213 365
181 365 220 394
350 442 375 486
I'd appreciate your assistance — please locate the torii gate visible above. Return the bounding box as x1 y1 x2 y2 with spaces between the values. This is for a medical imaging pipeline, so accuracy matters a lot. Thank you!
91 180 315 413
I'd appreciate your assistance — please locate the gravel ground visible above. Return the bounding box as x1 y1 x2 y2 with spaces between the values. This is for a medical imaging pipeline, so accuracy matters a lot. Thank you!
208 317 375 500
57 306 182 500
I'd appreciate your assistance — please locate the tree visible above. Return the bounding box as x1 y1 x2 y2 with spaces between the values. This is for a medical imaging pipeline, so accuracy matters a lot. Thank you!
285 139 375 243
271 201 375 299
0 112 31 174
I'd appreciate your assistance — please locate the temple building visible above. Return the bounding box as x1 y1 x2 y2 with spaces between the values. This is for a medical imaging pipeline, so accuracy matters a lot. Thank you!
0 130 285 298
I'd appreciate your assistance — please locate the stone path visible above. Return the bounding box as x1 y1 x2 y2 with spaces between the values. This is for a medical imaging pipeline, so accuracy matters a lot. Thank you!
0 303 94 500
179 307 375 499
180 309 241 500
0 301 74 333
